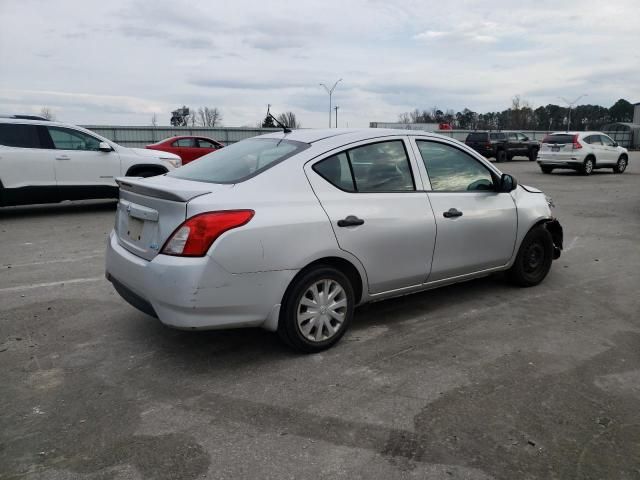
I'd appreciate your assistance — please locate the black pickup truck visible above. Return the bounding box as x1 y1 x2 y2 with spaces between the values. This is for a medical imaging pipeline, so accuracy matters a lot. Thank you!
465 131 540 162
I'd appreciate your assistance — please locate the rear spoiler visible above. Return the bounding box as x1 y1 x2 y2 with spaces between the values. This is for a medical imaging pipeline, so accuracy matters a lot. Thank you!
115 177 212 202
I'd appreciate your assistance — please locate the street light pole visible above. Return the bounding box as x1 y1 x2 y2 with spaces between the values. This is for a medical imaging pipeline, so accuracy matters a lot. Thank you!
334 105 339 128
320 79 342 128
558 94 588 132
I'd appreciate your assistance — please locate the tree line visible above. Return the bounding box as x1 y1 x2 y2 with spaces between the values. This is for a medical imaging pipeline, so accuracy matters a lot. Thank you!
398 97 635 131
165 106 302 129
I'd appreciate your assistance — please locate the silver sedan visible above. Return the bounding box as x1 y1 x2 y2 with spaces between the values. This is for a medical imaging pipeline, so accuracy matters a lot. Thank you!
106 129 563 352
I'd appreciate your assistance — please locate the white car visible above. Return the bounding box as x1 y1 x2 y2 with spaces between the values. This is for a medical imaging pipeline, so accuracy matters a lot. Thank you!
0 116 181 206
537 131 628 175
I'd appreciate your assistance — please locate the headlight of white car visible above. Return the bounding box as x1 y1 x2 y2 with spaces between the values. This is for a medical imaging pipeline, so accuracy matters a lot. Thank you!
160 157 181 168
545 195 555 209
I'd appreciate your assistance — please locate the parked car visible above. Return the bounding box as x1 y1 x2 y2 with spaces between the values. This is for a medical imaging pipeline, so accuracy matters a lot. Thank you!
106 129 563 352
0 118 181 207
537 132 629 175
146 136 224 164
465 131 540 162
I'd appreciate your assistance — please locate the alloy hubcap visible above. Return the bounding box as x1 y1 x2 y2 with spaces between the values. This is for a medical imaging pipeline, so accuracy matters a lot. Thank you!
618 159 626 171
297 279 347 342
585 160 593 173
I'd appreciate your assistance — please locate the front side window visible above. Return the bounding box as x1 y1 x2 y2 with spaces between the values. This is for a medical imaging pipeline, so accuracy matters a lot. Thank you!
417 141 495 192
508 133 518 140
168 138 308 184
517 133 528 141
48 127 101 151
173 138 195 147
0 124 41 148
601 135 615 146
313 140 415 193
490 133 506 140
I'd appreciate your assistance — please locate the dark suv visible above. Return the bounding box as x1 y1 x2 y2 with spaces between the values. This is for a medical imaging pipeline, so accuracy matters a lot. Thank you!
465 131 540 162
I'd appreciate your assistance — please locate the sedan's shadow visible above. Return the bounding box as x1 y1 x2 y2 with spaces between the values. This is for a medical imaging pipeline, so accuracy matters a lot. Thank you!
0 199 117 218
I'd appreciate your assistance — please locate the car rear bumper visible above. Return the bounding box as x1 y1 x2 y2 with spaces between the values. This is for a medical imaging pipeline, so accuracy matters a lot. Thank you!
105 231 297 331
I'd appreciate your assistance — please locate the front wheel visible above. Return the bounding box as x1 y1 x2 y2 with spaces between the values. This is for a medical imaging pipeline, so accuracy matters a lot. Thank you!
278 266 355 353
613 156 627 174
540 166 553 174
529 148 538 161
507 225 554 287
496 150 506 163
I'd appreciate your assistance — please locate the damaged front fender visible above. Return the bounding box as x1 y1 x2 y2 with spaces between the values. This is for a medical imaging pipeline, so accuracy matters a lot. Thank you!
545 219 563 259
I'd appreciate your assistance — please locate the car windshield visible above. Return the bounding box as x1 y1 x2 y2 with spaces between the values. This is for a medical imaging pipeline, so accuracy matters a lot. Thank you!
466 133 487 142
543 134 574 144
167 138 309 183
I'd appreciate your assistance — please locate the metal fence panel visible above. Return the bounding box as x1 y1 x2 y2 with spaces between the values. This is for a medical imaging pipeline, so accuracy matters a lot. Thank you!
81 126 282 148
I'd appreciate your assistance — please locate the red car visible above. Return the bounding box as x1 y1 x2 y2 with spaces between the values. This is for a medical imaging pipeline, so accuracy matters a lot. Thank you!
146 136 224 164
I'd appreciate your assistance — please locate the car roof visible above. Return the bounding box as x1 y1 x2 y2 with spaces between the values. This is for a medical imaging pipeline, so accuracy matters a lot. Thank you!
257 128 456 146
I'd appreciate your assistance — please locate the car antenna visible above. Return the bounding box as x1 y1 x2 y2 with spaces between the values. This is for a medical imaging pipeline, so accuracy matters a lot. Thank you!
266 104 291 134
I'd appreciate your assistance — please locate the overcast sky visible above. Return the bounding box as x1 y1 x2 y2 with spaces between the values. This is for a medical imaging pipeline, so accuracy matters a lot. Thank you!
0 0 638 127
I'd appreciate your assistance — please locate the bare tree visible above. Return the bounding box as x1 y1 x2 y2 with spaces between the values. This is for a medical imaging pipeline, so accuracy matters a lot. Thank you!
197 107 223 127
276 111 301 129
151 113 158 127
40 107 55 121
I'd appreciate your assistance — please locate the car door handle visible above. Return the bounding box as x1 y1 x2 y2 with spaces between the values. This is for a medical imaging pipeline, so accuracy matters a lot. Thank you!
337 215 365 227
443 208 463 218
55 155 70 160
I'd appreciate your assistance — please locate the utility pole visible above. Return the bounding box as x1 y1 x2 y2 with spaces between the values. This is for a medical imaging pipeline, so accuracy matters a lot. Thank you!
334 106 339 129
320 79 342 128
558 94 587 132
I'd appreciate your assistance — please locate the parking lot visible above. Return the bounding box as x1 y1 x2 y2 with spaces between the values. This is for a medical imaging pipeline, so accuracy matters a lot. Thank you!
1 154 639 479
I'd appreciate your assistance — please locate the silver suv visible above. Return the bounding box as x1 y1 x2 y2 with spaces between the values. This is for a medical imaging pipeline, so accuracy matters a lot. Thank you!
537 131 628 175
106 129 563 352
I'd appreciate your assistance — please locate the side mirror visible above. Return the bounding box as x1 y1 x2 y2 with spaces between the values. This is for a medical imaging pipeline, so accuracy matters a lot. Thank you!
498 173 517 192
613 142 618 147
98 141 112 152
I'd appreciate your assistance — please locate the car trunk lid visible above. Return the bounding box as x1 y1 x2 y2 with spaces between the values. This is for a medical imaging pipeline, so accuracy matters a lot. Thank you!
115 176 232 261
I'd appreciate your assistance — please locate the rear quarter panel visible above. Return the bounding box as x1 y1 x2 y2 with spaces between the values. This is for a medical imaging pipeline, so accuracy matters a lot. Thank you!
187 162 359 276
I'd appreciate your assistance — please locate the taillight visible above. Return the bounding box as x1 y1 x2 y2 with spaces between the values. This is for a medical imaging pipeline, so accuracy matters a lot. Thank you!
161 210 254 257
572 134 582 150
485 142 492 148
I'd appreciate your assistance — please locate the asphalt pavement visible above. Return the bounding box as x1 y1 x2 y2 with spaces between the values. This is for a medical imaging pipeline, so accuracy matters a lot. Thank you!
1 153 639 479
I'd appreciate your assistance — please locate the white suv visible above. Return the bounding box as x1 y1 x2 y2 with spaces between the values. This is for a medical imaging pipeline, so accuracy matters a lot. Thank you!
537 131 628 175
0 117 181 207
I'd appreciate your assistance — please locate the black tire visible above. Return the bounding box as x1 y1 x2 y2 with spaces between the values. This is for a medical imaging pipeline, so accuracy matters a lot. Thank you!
507 225 554 287
581 157 595 176
278 266 355 353
529 148 538 162
540 166 553 174
496 150 506 163
135 170 162 178
613 155 627 174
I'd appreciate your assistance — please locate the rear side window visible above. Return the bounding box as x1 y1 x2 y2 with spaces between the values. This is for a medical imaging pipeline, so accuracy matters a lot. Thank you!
197 139 217 148
466 133 487 142
313 140 415 193
543 134 574 144
490 133 506 140
584 135 601 145
0 124 41 148
168 138 309 184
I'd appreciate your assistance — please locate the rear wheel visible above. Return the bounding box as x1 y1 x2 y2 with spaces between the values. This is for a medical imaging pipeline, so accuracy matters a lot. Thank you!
507 225 553 287
496 150 506 163
581 157 595 175
540 166 553 174
529 148 538 161
278 266 354 353
613 156 627 174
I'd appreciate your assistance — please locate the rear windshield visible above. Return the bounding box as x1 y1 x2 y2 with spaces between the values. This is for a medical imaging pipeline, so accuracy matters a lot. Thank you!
466 133 487 142
168 138 309 184
543 134 574 144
